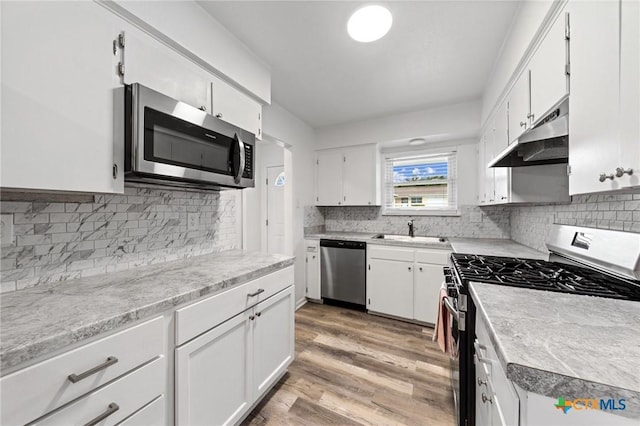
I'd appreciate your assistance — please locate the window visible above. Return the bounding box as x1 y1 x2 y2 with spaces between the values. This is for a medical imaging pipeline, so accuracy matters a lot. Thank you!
383 151 458 215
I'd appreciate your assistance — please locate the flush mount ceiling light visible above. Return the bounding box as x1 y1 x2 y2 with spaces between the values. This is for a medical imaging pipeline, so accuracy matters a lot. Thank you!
347 5 393 42
409 138 426 146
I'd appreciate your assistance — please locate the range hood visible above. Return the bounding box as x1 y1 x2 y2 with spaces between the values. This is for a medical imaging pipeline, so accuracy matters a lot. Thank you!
489 98 568 167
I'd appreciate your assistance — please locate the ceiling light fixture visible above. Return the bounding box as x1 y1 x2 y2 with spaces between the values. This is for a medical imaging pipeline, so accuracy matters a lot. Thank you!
347 5 393 43
409 138 426 146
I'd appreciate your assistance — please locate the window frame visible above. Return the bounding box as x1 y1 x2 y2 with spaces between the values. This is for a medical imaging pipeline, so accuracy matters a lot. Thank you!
381 149 460 217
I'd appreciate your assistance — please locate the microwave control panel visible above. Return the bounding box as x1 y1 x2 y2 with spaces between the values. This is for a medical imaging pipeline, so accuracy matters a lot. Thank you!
242 144 253 179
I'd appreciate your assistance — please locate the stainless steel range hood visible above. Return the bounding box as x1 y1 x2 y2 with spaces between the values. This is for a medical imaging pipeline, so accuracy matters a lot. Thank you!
489 98 568 167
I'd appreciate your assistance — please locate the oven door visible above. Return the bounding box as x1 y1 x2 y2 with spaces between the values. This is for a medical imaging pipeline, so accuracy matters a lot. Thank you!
443 293 462 425
127 83 254 188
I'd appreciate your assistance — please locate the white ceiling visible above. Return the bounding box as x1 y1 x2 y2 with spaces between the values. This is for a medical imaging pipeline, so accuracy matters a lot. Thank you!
198 1 520 129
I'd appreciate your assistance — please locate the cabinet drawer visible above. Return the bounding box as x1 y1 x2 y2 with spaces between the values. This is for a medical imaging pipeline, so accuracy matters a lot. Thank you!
175 266 294 346
415 249 450 265
368 245 414 262
33 357 165 426
118 395 166 426
0 317 164 426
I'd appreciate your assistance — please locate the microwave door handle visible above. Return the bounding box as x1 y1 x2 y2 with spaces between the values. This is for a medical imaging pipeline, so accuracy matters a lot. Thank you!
235 134 245 184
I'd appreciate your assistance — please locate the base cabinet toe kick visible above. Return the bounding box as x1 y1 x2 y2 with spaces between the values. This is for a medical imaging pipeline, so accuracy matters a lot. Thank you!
0 266 295 426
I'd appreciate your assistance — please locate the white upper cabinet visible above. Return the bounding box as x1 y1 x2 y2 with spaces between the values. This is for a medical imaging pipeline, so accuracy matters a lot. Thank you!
315 150 344 206
211 78 262 139
529 8 569 124
618 0 640 189
123 22 262 138
568 0 639 194
315 144 380 206
492 102 510 203
1 1 124 194
507 71 531 144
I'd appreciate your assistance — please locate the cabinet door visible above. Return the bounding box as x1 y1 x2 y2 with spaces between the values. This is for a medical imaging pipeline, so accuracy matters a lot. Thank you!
619 0 640 189
305 241 321 300
529 9 568 123
175 311 252 426
123 21 209 110
483 131 495 203
492 102 510 203
568 0 621 195
315 150 344 206
367 259 414 318
211 77 263 139
253 286 295 398
343 146 378 205
507 71 530 144
477 138 488 205
1 1 123 193
414 263 445 324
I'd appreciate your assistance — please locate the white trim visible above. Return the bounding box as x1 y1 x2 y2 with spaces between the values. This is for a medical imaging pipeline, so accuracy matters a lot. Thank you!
381 209 461 217
295 298 307 311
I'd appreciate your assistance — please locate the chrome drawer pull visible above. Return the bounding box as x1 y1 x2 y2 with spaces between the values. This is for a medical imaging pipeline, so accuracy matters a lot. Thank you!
84 402 119 426
247 288 265 297
482 393 493 404
68 356 118 383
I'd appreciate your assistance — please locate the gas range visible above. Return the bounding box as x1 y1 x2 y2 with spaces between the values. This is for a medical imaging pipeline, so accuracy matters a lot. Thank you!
450 253 640 301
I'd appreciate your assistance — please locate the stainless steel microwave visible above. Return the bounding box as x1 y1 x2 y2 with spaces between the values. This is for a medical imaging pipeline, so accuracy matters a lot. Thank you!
124 83 255 189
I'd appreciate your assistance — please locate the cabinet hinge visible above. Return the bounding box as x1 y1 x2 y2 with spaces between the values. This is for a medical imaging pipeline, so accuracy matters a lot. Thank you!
343 156 346 163
567 164 572 176
118 32 126 48
565 64 570 76
266 219 269 226
258 113 261 120
565 12 570 40
266 178 268 185
117 62 125 77
317 159 319 165
368 264 371 270
368 298 371 305
316 196 319 202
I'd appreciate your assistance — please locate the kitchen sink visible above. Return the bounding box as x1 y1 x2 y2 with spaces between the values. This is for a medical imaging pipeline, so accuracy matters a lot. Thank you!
372 234 447 243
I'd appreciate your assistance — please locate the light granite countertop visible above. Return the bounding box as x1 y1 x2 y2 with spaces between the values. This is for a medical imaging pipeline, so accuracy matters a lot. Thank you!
0 250 294 372
305 231 453 249
470 282 640 419
448 237 548 259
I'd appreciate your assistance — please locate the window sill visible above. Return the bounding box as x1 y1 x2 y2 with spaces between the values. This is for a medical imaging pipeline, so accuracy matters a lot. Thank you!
382 209 461 217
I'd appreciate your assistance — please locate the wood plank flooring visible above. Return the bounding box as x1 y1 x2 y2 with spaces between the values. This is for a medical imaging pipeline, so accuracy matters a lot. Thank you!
242 303 455 426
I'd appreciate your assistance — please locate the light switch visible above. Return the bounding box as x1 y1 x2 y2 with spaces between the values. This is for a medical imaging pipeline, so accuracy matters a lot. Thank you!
187 213 199 231
0 214 14 246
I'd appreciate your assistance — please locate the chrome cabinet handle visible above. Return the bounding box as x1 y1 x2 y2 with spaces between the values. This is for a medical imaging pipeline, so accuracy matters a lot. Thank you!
599 173 614 182
500 196 508 200
527 112 535 121
84 402 119 426
256 312 261 317
249 315 255 321
199 106 207 112
68 356 118 383
248 288 265 297
519 121 527 128
215 113 223 118
419 267 423 272
482 393 493 404
478 377 487 387
615 167 633 178
408 266 412 271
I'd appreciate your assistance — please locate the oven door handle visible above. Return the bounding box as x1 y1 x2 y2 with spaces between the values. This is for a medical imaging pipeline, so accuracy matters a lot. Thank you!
443 297 459 323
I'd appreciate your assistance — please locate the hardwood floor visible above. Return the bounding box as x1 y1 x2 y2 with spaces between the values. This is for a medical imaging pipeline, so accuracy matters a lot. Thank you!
242 302 455 426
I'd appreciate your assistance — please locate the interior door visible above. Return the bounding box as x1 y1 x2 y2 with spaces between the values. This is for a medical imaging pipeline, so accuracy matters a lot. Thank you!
266 165 285 254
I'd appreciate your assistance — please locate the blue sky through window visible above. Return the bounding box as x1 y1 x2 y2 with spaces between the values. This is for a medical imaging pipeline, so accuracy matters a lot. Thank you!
393 161 448 183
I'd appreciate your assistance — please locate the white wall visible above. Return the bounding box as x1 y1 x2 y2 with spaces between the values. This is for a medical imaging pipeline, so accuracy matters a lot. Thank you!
256 102 316 307
315 100 482 150
481 0 555 123
110 0 271 102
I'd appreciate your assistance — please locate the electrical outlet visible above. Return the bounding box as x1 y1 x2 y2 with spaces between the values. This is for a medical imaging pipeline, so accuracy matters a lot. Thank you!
0 214 15 246
470 212 483 223
187 213 199 231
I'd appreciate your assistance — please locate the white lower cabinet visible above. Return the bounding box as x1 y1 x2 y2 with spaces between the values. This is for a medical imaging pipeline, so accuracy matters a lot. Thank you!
175 285 295 426
367 244 449 324
119 396 166 426
305 239 321 300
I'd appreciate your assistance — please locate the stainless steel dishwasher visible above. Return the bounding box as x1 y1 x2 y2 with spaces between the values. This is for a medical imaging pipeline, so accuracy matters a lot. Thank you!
320 239 366 308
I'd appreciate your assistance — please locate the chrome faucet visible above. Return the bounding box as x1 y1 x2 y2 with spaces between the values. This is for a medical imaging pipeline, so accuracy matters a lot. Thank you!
408 219 415 238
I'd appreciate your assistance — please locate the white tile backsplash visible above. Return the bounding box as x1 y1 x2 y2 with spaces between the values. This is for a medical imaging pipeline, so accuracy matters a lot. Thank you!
0 184 238 293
